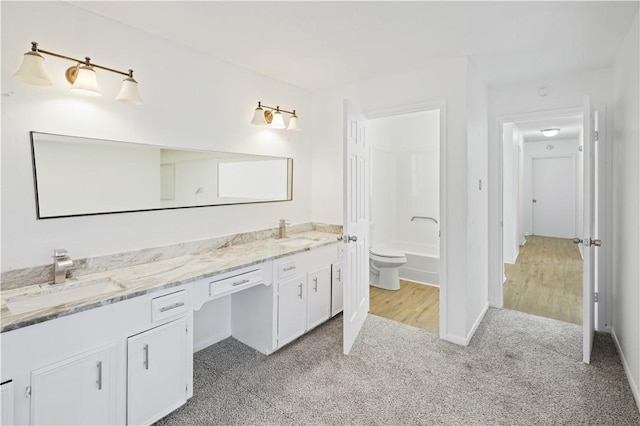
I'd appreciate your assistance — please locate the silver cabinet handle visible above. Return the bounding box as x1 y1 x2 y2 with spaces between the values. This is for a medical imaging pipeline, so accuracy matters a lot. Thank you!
143 344 149 370
298 283 303 299
313 277 318 292
159 301 184 312
233 279 250 286
96 361 102 390
283 265 296 271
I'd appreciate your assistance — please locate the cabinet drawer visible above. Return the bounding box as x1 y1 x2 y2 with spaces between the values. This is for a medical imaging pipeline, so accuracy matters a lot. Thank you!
209 268 263 298
277 258 300 279
151 290 187 323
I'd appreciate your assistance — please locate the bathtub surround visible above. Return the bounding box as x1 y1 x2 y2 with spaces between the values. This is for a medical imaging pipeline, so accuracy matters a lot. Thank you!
0 222 341 291
156 310 639 425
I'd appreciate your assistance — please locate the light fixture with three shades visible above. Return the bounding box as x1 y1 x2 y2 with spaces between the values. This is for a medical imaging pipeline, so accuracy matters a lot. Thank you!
251 102 300 131
13 41 142 104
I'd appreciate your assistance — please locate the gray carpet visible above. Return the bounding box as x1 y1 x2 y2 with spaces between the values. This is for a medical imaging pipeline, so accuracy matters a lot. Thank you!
155 308 639 425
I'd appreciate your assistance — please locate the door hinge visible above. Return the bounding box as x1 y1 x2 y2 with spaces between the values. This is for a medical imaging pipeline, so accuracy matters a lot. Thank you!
25 386 31 398
594 131 599 142
594 292 599 303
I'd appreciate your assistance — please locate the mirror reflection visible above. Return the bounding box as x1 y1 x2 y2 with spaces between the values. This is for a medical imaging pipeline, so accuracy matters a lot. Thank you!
31 132 293 218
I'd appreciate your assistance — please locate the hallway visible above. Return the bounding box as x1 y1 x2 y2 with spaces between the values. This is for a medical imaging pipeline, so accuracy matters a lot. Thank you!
504 236 582 324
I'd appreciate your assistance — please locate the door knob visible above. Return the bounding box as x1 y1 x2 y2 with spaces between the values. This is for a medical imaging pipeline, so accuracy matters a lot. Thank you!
592 239 602 247
572 238 582 244
348 235 358 242
532 199 537 203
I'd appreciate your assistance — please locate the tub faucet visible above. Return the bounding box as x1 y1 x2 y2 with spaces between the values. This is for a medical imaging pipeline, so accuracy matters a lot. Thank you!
53 249 73 284
279 219 291 239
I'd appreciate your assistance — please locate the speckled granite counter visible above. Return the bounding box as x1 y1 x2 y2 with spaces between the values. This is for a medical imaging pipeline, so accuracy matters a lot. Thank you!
1 231 340 333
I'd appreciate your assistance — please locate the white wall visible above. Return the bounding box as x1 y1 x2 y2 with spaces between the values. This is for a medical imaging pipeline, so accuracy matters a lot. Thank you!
611 12 639 408
487 68 614 309
369 110 439 249
1 2 313 271
311 57 489 344
465 61 489 333
502 123 523 264
522 138 580 238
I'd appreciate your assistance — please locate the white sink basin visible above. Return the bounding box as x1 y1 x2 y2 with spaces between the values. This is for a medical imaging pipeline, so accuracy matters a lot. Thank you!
278 238 316 248
6 278 125 315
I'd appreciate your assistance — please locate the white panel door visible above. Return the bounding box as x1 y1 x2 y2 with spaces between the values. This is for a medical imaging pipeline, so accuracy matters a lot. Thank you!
532 156 575 238
342 99 369 354
31 345 116 425
277 275 307 347
581 95 598 364
307 266 331 330
127 318 187 425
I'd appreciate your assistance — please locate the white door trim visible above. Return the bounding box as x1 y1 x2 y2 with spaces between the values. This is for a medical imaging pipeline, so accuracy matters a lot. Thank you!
365 99 448 339
491 106 582 309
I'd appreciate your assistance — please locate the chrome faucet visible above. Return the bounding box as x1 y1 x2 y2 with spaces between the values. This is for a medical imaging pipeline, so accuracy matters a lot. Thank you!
279 219 291 239
53 249 73 284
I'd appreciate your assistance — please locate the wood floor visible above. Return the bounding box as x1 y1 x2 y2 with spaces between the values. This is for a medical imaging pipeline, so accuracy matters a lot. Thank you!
503 235 582 325
369 280 439 335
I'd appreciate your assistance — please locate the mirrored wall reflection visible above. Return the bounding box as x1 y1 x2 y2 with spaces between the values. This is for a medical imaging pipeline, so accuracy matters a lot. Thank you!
30 132 293 218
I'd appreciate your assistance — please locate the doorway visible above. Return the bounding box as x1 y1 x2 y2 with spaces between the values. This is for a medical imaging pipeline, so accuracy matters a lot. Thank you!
366 107 441 335
501 114 584 324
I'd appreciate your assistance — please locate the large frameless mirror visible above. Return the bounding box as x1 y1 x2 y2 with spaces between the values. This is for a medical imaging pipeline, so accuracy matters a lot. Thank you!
30 132 293 218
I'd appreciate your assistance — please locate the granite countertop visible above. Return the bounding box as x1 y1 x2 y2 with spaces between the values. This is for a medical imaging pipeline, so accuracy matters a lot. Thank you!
0 231 340 333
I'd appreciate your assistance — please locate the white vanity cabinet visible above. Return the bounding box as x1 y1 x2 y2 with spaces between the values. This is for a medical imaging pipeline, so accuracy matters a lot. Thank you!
307 266 331 329
275 244 340 349
30 345 116 426
1 285 193 426
277 275 308 347
331 261 344 317
127 317 188 425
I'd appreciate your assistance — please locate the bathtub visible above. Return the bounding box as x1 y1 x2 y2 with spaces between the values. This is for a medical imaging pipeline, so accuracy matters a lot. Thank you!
382 241 439 287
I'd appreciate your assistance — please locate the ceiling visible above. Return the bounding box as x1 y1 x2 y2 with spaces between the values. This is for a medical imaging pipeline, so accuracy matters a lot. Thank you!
69 1 639 92
515 115 583 143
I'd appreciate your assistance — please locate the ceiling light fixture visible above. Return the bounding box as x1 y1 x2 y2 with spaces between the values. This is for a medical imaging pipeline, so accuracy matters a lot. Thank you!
13 41 142 104
541 128 560 137
250 102 301 131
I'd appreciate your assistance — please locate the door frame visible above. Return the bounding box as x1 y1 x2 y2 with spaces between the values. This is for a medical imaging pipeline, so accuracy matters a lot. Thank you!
365 99 448 338
491 106 610 332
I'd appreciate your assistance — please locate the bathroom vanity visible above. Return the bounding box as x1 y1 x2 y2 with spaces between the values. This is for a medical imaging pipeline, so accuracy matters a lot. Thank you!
0 230 343 425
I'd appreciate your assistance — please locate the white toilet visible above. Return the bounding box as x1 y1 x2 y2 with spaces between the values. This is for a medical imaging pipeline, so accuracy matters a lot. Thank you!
369 246 407 291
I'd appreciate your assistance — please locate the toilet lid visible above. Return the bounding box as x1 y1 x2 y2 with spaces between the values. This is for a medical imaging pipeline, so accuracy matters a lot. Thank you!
370 246 405 258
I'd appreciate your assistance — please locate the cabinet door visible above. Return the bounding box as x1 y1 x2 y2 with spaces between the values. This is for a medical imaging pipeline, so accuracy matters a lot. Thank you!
277 275 307 347
31 345 116 425
1 381 14 426
307 266 331 330
331 261 344 317
127 318 187 426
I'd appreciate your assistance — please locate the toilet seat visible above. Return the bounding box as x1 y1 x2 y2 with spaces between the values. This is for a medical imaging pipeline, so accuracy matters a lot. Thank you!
369 246 405 259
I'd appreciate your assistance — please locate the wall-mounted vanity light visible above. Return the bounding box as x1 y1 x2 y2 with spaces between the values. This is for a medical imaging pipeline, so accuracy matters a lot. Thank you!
540 128 560 137
13 41 142 104
251 102 300 131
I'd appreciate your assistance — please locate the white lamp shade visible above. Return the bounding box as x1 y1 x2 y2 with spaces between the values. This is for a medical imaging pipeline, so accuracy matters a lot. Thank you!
287 115 301 131
250 107 268 126
70 65 102 96
116 77 143 104
14 51 52 86
270 111 285 129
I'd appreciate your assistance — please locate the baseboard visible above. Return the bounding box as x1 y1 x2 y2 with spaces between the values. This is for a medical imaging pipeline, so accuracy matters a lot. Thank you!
611 327 640 411
443 303 490 347
465 303 489 346
193 331 231 353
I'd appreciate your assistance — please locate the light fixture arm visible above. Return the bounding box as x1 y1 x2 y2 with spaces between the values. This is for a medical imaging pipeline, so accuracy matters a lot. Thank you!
30 41 134 79
257 101 296 117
